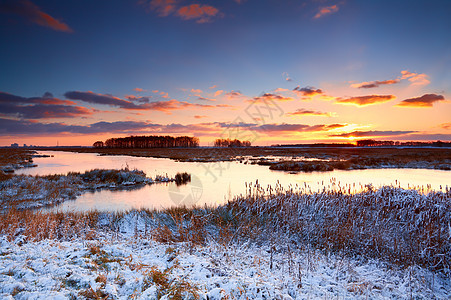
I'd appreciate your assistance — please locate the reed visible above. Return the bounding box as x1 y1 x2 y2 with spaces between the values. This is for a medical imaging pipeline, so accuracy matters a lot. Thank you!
1 184 450 273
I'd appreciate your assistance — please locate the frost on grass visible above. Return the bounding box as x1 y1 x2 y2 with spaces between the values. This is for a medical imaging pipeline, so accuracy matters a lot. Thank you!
0 168 180 210
0 186 450 298
0 232 449 299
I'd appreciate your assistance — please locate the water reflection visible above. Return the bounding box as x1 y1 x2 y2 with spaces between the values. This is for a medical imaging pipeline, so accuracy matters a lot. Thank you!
16 150 451 212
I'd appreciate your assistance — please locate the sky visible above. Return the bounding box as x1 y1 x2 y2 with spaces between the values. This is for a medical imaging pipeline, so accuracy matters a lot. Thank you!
0 0 450 146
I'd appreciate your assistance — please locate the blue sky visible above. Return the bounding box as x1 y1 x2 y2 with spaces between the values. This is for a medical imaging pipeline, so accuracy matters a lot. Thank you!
0 0 450 145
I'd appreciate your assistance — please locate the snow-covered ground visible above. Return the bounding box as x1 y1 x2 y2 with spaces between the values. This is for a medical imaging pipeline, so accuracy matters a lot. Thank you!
1 233 450 299
1 207 450 300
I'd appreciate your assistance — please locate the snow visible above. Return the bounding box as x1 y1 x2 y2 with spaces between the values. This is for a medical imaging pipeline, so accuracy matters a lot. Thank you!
1 228 449 299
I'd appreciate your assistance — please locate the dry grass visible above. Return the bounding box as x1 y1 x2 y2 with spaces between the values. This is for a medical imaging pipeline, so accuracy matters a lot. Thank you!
0 149 36 177
1 185 450 274
0 209 100 242
0 149 35 167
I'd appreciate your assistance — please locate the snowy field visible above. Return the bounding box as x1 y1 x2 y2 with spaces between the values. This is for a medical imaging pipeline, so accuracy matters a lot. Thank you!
1 168 450 299
1 229 450 299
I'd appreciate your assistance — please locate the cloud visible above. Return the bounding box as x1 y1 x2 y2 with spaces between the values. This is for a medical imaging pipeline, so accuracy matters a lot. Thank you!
335 95 395 106
0 118 347 138
330 130 417 138
257 123 346 133
401 70 430 86
133 88 145 92
209 85 217 89
314 4 339 19
287 109 331 117
146 0 177 16
214 90 224 97
0 91 74 105
197 97 216 102
224 91 245 101
252 93 295 103
176 4 219 23
0 0 72 32
125 95 153 104
396 133 451 141
0 118 161 135
351 79 400 89
191 89 203 94
65 91 141 109
396 94 446 107
440 123 451 130
282 72 292 82
0 104 91 119
0 91 90 119
194 115 207 119
65 90 232 112
351 70 429 89
141 0 220 23
225 91 242 97
293 86 323 97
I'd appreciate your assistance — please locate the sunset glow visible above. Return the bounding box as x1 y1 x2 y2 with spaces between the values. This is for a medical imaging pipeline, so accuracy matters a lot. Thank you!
0 0 450 146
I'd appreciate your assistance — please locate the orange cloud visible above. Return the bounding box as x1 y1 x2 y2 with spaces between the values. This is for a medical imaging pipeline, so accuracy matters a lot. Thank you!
440 123 451 130
351 79 400 89
351 70 430 89
134 88 145 92
335 95 395 106
401 70 430 86
293 86 323 98
214 90 224 97
314 4 339 19
396 94 446 107
330 130 416 138
194 115 207 119
191 89 203 94
1 0 72 32
252 93 295 103
176 4 219 23
224 91 245 101
287 109 331 117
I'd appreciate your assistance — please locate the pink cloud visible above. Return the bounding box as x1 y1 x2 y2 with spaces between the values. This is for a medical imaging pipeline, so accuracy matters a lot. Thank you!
401 70 430 86
147 0 177 16
1 0 72 32
314 4 339 19
176 4 219 23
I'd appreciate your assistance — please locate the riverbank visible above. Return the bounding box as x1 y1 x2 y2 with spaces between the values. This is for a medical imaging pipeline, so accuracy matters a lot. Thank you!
1 185 450 298
0 168 179 210
0 149 39 178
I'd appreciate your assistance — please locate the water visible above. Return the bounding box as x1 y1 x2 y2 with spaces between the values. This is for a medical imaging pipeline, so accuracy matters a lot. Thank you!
16 150 451 212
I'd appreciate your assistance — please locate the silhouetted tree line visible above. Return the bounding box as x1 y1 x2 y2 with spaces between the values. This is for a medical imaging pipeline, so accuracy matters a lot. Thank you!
357 140 395 147
214 138 251 147
93 135 199 148
357 139 451 147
